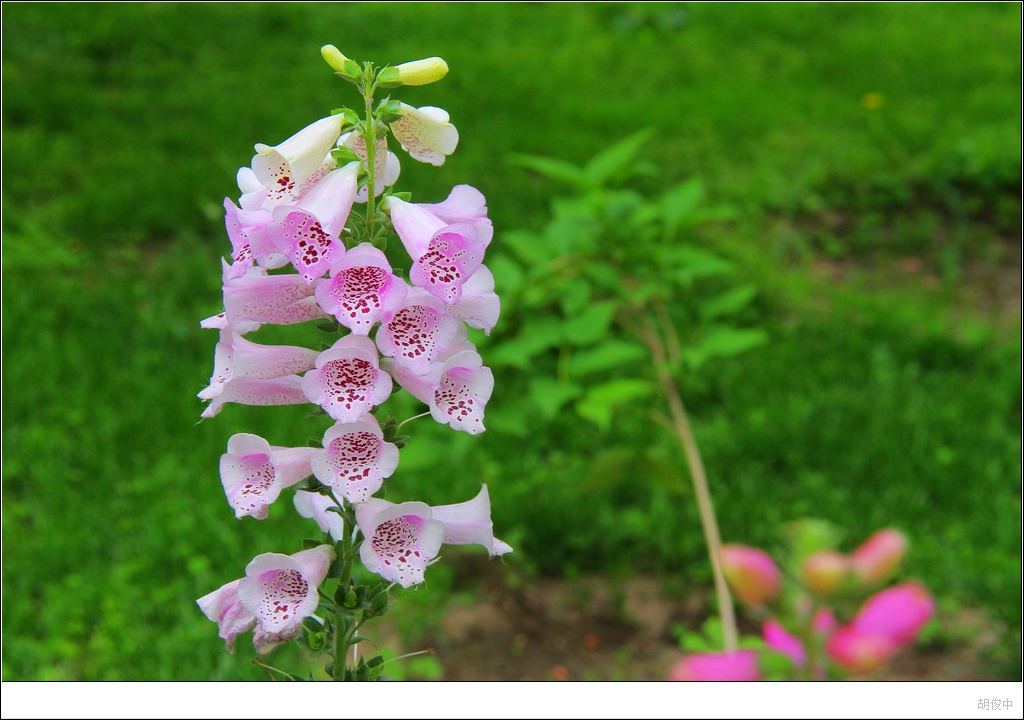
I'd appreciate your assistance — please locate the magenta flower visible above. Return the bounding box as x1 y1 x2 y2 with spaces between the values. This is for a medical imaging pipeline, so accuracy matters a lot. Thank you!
238 545 336 637
385 341 494 435
668 650 761 681
314 243 408 335
269 163 359 285
310 416 400 503
199 375 308 419
387 104 459 166
251 114 347 209
851 582 934 646
720 544 781 607
196 579 255 653
217 264 328 332
826 582 934 674
376 291 460 376
301 335 392 423
825 626 895 674
355 499 445 588
430 485 512 556
763 619 807 668
384 195 488 305
293 490 344 542
219 433 316 519
198 330 319 402
850 529 908 587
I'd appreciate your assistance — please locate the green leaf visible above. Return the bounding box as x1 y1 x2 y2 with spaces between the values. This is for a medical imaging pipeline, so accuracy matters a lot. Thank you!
563 301 617 346
489 254 525 295
488 318 564 369
682 326 768 370
508 154 587 188
583 128 655 187
665 245 734 284
568 340 648 377
661 178 705 234
699 284 759 321
558 276 592 316
574 379 655 431
528 377 582 420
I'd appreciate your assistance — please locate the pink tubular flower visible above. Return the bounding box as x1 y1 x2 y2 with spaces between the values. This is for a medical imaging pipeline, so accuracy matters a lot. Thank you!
411 184 493 245
294 490 344 542
314 243 408 335
387 104 459 166
763 619 807 668
223 198 288 275
668 650 761 681
251 114 347 209
445 266 500 335
429 485 513 556
385 339 494 435
301 335 392 423
825 626 895 674
219 433 316 519
851 582 934 646
270 162 359 285
199 375 308 419
355 499 445 588
196 579 256 653
238 545 336 638
826 582 934 674
384 195 488 305
720 545 781 607
310 416 400 504
198 329 319 402
217 264 328 332
376 290 460 376
850 529 908 587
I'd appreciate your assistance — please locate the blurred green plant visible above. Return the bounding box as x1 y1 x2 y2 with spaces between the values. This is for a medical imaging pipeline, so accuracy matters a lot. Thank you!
489 130 769 651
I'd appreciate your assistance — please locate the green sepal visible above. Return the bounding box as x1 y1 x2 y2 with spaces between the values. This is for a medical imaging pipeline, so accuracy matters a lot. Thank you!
339 59 362 83
306 437 323 448
376 67 401 88
331 147 360 167
376 97 404 123
301 537 322 550
390 191 412 202
315 317 340 333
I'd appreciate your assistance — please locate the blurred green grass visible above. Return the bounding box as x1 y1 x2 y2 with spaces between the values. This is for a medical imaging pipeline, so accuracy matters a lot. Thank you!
2 2 1020 679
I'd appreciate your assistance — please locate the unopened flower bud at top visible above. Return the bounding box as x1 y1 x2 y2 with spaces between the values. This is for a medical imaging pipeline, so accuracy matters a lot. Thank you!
394 56 449 86
720 544 781 607
321 44 361 81
850 528 907 587
801 550 849 596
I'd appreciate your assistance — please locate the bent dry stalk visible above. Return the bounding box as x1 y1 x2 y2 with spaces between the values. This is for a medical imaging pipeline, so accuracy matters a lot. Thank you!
195 46 510 681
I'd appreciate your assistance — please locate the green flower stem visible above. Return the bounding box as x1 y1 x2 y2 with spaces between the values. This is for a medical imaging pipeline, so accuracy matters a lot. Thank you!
798 599 821 681
634 309 739 653
333 507 359 680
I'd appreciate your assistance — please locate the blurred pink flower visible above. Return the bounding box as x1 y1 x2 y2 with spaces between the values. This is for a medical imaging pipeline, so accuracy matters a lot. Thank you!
850 529 907 587
669 650 760 681
720 544 781 607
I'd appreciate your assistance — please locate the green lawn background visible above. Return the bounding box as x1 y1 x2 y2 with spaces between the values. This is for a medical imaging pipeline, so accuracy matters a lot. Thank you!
2 2 1020 680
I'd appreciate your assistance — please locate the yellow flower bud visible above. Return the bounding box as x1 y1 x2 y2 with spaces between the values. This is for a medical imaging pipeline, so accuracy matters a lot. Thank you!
394 57 449 86
321 45 361 81
321 45 351 72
